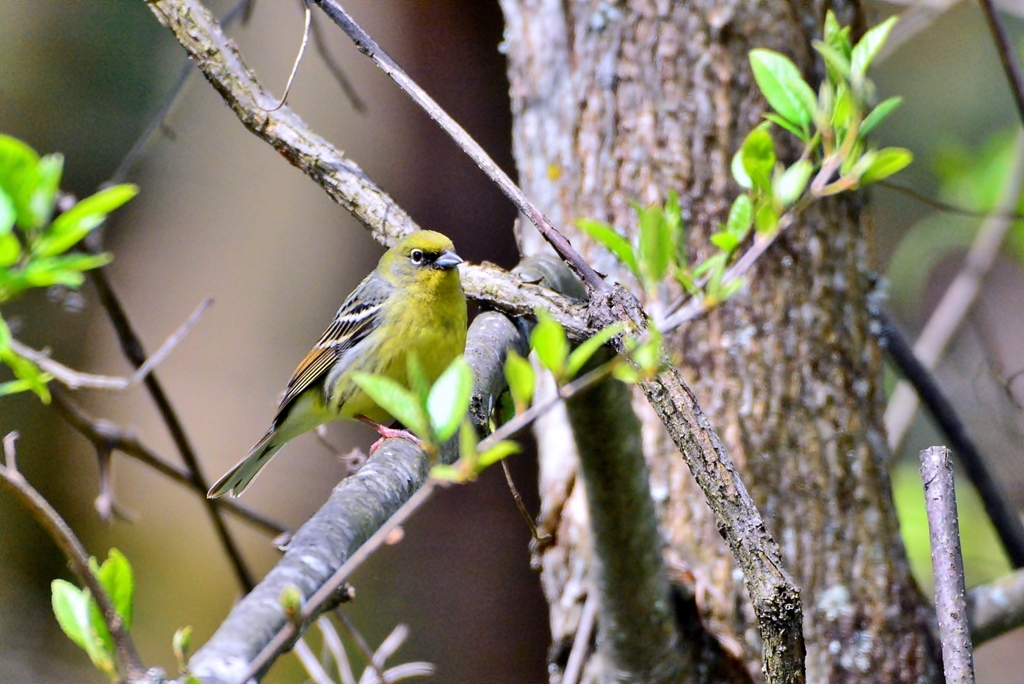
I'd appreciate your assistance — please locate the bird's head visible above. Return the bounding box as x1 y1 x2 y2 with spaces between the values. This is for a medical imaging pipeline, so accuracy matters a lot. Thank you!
379 230 463 288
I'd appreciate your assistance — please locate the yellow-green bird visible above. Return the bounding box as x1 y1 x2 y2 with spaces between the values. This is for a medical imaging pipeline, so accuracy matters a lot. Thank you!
208 231 468 498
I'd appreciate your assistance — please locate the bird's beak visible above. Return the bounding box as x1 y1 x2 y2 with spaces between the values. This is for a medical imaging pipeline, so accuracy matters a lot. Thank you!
435 249 463 269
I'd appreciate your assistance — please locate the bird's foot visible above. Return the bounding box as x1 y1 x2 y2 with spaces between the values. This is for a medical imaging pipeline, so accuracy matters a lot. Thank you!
358 416 422 454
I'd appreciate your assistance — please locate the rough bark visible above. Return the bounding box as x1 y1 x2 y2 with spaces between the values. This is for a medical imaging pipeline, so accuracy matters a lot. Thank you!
500 1 940 682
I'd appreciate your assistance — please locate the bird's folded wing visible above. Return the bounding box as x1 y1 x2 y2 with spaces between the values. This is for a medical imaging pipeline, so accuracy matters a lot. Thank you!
275 272 392 417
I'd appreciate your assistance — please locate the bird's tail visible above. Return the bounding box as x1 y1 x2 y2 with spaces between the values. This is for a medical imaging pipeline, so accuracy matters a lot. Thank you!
207 431 283 498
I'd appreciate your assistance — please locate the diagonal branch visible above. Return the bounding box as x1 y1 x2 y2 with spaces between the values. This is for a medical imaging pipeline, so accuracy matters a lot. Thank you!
309 0 605 294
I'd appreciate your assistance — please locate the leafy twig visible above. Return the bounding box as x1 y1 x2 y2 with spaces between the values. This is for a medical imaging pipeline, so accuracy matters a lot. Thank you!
0 433 147 682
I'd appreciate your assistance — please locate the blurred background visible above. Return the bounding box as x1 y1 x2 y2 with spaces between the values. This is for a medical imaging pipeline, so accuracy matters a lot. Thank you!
0 1 1021 682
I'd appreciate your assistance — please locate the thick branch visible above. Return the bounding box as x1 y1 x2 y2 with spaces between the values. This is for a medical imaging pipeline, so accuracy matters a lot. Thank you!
565 365 689 683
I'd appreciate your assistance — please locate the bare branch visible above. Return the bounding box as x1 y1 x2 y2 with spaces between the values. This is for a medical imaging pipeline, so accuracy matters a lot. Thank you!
979 0 1024 126
968 567 1024 645
919 446 976 684
51 389 287 538
8 298 212 391
0 433 147 682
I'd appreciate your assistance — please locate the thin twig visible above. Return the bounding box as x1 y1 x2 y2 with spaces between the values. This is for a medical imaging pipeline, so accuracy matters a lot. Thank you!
919 446 976 684
979 0 1024 126
306 3 365 112
500 459 548 545
562 593 598 684
294 637 338 684
334 610 388 684
885 131 1024 454
262 0 312 113
878 312 1024 567
9 298 212 391
51 388 287 537
881 180 1024 222
310 0 606 294
0 433 147 682
88 268 255 591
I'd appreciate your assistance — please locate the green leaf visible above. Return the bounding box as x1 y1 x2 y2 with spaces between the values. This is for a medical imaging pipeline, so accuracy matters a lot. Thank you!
674 268 698 295
0 135 42 229
611 361 641 384
0 379 34 397
812 40 851 83
709 232 740 253
173 626 193 673
754 200 780 234
430 463 463 481
0 343 51 402
29 153 63 229
860 96 903 138
37 184 137 258
576 218 639 278
859 147 913 185
731 149 753 190
691 252 726 279
52 580 91 653
566 322 624 378
725 194 753 238
630 331 663 377
530 309 569 379
503 350 535 413
851 16 898 82
477 440 522 469
823 11 851 55
427 356 473 443
21 260 87 289
352 373 429 439
637 203 674 287
740 124 777 195
774 159 813 209
0 233 21 268
0 187 15 236
86 590 116 665
96 549 133 630
830 85 856 131
405 353 430 407
763 113 807 141
749 49 817 132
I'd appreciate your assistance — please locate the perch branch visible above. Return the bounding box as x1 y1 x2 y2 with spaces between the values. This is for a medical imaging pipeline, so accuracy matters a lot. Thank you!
967 567 1024 645
0 433 147 682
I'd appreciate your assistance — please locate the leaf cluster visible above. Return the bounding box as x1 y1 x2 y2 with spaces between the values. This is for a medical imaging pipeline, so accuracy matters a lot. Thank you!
0 134 137 401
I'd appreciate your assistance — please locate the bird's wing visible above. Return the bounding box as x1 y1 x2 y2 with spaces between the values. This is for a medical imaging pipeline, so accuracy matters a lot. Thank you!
274 272 392 421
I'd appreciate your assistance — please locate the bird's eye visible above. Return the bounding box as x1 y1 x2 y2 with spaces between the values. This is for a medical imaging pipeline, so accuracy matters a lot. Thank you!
410 249 425 264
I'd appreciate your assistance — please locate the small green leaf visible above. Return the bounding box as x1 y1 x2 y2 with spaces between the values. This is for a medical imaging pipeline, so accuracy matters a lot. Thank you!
763 113 807 141
830 85 855 131
0 135 42 229
37 184 137 258
173 626 193 673
503 350 535 413
96 549 133 630
630 331 663 377
859 147 913 185
0 379 34 396
29 153 63 229
576 218 640 278
731 148 753 190
749 49 817 132
352 373 429 439
279 584 304 619
427 356 473 443
86 591 115 665
709 232 740 253
674 268 698 295
611 361 641 384
774 159 813 209
754 200 780 234
566 322 624 378
637 203 673 287
52 580 91 653
531 309 569 379
740 124 777 195
21 260 86 289
0 187 15 236
851 16 898 82
405 354 430 407
725 194 753 238
691 252 726 279
860 96 902 138
430 464 463 481
477 440 522 469
823 11 850 55
812 40 851 83
0 233 21 268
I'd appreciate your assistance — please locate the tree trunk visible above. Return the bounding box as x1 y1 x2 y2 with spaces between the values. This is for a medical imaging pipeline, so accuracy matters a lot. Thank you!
500 1 941 682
